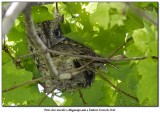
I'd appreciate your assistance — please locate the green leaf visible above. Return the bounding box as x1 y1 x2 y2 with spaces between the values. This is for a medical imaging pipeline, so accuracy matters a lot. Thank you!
27 85 57 106
125 21 157 57
96 80 117 106
71 80 104 106
91 3 126 30
124 9 144 32
7 27 29 56
2 60 56 106
2 51 12 65
2 60 33 105
114 91 140 106
136 58 158 106
32 5 53 23
90 3 110 30
64 31 93 45
90 26 126 56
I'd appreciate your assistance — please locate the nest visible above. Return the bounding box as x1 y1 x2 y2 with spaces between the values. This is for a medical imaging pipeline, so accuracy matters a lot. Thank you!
33 47 97 94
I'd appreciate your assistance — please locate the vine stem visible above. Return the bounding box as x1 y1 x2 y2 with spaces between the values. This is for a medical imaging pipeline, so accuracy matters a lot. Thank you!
98 71 139 102
2 76 50 93
78 89 87 106
108 37 132 58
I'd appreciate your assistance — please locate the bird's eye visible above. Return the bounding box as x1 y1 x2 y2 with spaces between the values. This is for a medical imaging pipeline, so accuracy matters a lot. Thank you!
54 30 61 37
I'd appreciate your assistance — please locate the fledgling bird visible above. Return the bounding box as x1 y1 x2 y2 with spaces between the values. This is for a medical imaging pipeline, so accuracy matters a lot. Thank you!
29 7 101 93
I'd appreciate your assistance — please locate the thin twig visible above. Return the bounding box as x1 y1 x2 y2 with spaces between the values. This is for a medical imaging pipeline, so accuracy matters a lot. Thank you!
55 2 58 13
108 37 132 58
59 61 93 75
39 87 56 106
78 89 87 106
31 2 53 6
17 50 39 59
98 71 139 102
17 48 147 65
2 76 49 93
17 48 147 66
48 49 147 62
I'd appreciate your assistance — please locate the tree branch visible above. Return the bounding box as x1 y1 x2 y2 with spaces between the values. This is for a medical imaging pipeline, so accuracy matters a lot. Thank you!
23 6 58 78
2 2 55 40
2 45 23 68
31 2 53 6
2 3 11 18
17 48 147 64
48 49 147 62
2 2 29 39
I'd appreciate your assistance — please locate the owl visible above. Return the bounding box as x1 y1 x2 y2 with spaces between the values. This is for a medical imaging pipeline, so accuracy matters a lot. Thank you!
29 12 100 93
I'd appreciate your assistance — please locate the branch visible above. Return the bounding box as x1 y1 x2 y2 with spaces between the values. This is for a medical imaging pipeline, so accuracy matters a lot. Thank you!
17 48 147 64
78 89 87 106
48 49 147 62
2 2 29 39
98 71 139 102
31 2 54 6
59 61 93 75
2 2 55 40
2 3 11 18
126 2 157 27
108 37 133 58
2 76 49 93
2 45 23 68
23 6 58 78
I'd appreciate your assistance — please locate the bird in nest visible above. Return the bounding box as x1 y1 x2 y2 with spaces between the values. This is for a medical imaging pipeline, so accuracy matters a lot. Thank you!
28 4 103 94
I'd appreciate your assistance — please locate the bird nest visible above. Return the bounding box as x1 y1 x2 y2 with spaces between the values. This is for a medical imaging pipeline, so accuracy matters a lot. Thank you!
34 49 97 94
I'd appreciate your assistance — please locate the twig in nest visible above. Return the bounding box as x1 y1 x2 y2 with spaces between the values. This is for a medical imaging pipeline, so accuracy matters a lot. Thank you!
48 49 147 62
17 48 147 64
78 88 87 106
59 61 93 76
98 70 139 102
2 76 50 93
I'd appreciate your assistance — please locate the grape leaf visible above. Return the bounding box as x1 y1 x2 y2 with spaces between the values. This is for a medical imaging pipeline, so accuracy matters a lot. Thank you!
136 58 158 106
2 60 33 105
91 3 126 30
71 80 104 106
